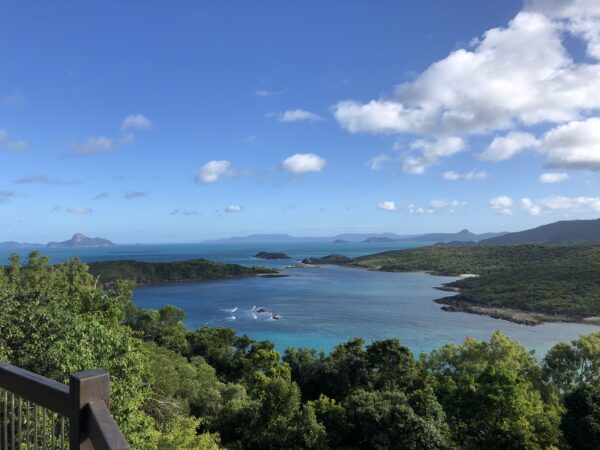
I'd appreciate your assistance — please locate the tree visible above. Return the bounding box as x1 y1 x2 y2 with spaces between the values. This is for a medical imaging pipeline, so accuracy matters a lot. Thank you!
425 331 562 449
343 388 450 450
0 253 159 449
561 382 600 450
543 332 600 392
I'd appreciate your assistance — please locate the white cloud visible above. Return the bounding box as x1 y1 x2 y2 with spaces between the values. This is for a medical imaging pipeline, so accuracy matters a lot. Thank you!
272 109 324 123
377 201 397 211
225 205 242 213
335 10 600 137
171 208 202 216
521 197 542 216
0 130 7 140
542 117 600 170
121 114 152 130
333 3 600 174
67 207 93 215
480 118 600 170
443 170 488 181
195 160 232 183
490 196 513 215
71 133 135 155
255 89 284 97
282 153 326 174
403 136 464 174
408 199 465 214
519 194 600 215
124 191 147 199
540 172 569 183
540 195 600 212
367 153 392 170
72 115 149 155
480 132 540 161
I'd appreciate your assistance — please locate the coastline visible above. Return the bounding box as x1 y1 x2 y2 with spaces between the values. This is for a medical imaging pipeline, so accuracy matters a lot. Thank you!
345 262 600 327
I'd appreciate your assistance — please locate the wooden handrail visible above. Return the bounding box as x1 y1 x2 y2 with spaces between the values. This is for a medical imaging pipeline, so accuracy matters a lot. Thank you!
0 362 70 416
87 402 129 450
0 362 130 449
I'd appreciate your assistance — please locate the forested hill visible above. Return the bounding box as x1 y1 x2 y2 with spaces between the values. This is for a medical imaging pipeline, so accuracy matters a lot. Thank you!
340 244 600 321
480 218 600 244
87 258 275 285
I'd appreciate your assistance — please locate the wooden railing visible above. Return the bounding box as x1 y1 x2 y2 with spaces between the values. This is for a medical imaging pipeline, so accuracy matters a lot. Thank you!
0 362 129 449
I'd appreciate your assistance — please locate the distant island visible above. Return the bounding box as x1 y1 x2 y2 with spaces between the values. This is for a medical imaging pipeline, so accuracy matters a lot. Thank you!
87 258 276 286
363 237 398 243
302 254 352 265
0 241 43 248
254 251 290 260
47 233 115 248
363 229 508 244
332 239 348 243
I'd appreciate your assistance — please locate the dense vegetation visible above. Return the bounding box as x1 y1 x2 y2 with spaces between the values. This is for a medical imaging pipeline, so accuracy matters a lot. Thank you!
87 258 276 285
353 244 600 318
2 252 600 449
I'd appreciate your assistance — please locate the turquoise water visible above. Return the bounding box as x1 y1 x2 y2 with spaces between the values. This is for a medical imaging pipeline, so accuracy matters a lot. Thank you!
3 242 599 356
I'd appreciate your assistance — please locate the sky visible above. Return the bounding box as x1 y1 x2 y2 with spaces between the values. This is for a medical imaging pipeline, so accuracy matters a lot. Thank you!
1 0 600 243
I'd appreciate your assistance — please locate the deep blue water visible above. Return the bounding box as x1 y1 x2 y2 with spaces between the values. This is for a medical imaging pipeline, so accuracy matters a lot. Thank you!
3 242 599 356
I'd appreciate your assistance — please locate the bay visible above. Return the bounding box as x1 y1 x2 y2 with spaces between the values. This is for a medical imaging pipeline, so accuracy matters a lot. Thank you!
3 241 598 356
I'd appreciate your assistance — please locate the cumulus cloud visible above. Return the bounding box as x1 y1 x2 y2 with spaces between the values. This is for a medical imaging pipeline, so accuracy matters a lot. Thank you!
195 160 232 183
67 207 93 215
443 170 488 181
367 154 392 170
270 109 324 123
377 201 397 211
335 10 600 136
519 194 600 215
490 196 513 215
521 197 542 216
333 2 600 173
542 117 600 170
403 137 464 174
225 205 242 213
282 153 327 174
540 172 569 183
94 192 109 200
407 199 465 214
121 114 152 130
123 191 147 199
71 115 150 155
480 132 540 161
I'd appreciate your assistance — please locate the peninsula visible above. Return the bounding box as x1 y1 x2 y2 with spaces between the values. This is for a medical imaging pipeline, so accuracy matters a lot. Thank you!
87 258 276 286
304 244 600 326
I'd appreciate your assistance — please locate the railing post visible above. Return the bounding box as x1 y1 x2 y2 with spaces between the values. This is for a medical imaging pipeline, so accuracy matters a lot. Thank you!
69 369 110 450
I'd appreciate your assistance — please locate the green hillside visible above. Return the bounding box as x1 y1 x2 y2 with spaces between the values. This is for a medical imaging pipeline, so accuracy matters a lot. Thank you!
87 258 276 285
353 244 600 319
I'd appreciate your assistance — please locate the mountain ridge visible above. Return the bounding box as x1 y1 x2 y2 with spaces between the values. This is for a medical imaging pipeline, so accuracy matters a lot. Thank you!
480 219 600 245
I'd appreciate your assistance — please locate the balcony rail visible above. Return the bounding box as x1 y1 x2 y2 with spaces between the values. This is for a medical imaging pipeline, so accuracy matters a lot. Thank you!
0 362 129 449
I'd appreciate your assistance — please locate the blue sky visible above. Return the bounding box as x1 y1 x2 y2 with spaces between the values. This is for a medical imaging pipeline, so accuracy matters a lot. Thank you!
1 0 600 243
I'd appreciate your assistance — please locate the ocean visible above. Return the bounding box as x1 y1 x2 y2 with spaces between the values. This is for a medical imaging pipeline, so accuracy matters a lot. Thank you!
2 241 598 356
